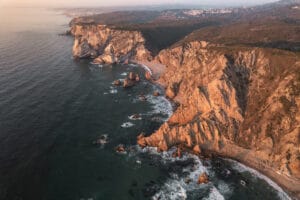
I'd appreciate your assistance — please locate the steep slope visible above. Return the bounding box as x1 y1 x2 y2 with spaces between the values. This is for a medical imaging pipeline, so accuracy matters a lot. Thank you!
137 41 300 198
71 24 152 63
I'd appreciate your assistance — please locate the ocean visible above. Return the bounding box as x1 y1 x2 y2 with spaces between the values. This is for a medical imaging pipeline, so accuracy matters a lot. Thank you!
0 7 291 200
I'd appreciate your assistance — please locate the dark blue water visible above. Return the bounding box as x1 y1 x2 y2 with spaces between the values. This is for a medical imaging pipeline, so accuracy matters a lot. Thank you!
0 7 291 200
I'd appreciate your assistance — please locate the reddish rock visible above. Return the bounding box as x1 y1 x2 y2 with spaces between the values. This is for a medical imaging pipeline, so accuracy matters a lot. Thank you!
166 87 176 99
197 172 209 184
137 133 146 148
123 78 135 88
129 72 136 80
172 147 182 158
153 91 160 96
145 71 152 80
135 74 140 82
193 145 201 155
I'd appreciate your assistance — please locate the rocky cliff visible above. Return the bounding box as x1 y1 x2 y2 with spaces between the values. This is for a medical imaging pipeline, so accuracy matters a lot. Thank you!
70 24 152 64
70 25 300 198
138 41 300 198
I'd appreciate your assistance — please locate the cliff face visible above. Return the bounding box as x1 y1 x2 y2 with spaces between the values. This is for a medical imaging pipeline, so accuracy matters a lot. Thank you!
71 25 152 64
138 41 300 195
70 25 300 197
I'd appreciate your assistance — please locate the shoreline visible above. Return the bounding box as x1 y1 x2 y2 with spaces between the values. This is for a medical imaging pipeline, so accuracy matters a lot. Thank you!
139 61 300 200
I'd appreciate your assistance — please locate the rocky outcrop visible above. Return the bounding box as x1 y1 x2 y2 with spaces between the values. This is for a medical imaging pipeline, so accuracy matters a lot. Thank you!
138 41 300 197
70 23 300 197
70 25 152 63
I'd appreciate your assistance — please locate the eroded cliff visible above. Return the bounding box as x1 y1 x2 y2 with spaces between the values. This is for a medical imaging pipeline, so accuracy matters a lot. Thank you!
71 24 152 64
70 24 300 198
138 41 300 197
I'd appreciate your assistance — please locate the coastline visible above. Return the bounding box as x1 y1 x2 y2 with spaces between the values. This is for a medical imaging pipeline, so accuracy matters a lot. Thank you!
140 61 300 200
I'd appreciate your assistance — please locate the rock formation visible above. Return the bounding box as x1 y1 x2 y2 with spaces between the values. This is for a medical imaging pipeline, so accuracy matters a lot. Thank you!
71 25 152 63
70 24 300 198
138 41 300 197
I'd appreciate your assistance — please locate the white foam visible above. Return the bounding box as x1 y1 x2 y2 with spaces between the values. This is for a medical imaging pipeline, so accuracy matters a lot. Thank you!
120 72 127 76
146 92 173 121
121 122 135 128
216 180 232 197
109 89 118 94
225 159 291 200
138 147 214 200
152 180 187 200
203 187 225 200
129 63 138 67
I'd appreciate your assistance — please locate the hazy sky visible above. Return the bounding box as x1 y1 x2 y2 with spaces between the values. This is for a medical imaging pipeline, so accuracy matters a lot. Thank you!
0 0 278 7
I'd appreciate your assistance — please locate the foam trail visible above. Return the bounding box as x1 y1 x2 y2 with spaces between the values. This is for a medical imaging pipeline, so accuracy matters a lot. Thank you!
203 187 225 200
121 122 135 128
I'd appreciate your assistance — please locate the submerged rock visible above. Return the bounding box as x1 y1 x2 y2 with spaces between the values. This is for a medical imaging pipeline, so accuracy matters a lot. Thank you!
93 134 109 147
116 144 126 153
129 114 142 120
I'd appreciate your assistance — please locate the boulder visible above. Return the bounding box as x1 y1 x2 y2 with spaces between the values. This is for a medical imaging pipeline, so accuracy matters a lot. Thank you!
116 144 126 153
131 114 141 120
145 71 152 80
153 91 160 96
197 172 209 184
193 145 201 155
129 72 136 80
135 74 140 82
113 80 122 86
123 78 135 88
93 57 105 64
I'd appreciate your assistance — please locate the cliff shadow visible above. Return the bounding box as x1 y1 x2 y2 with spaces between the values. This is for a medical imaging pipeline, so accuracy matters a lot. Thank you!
223 54 251 116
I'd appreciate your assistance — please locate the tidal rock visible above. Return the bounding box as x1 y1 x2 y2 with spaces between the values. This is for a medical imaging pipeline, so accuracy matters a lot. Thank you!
93 134 109 147
135 74 140 82
193 145 201 155
240 180 247 187
129 72 136 80
123 78 135 88
172 147 182 158
129 114 142 120
139 94 147 101
185 178 192 184
116 144 126 153
145 71 152 80
197 172 209 184
113 80 122 86
153 91 160 96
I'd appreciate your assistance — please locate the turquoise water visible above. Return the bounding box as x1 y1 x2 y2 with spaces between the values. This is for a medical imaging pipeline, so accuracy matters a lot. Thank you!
0 7 290 200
